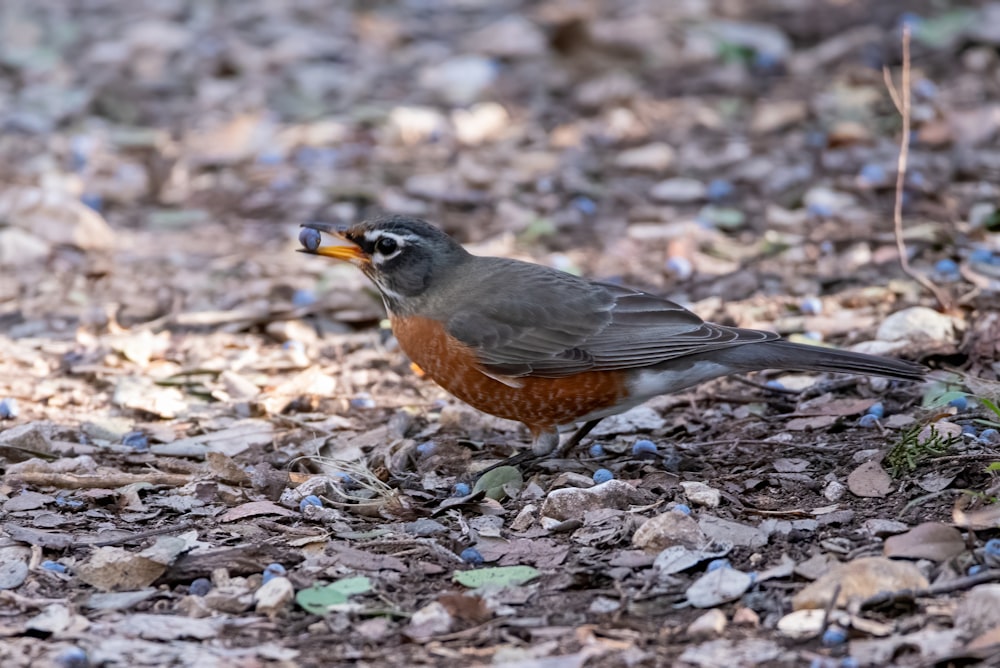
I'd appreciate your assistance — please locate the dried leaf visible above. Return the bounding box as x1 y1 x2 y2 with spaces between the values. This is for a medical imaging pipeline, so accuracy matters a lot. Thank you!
883 522 965 561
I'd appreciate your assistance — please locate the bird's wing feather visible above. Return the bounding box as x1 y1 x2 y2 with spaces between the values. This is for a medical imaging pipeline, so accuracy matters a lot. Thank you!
441 260 773 378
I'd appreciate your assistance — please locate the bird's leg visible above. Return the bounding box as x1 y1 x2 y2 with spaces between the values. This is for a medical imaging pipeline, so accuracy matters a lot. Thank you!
553 419 602 457
473 420 605 481
531 428 560 455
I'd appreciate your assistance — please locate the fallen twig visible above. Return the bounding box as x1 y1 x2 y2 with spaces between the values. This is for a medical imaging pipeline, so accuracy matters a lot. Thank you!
9 470 192 489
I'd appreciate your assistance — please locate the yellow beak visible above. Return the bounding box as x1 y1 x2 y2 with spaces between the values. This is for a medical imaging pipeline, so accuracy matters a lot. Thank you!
312 244 366 262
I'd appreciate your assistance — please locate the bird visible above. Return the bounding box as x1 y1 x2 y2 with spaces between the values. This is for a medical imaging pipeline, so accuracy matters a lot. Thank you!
298 214 926 457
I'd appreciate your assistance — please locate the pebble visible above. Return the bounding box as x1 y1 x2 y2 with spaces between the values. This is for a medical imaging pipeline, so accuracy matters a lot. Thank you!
452 102 509 145
649 178 706 203
463 15 546 58
686 609 728 638
418 56 497 106
792 557 928 610
686 567 753 608
777 608 827 638
631 511 707 552
615 142 676 172
876 306 955 344
541 480 647 521
954 584 1000 638
254 576 295 617
679 481 721 508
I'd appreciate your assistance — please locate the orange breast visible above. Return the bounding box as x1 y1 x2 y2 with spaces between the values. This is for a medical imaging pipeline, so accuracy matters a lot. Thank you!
391 315 628 430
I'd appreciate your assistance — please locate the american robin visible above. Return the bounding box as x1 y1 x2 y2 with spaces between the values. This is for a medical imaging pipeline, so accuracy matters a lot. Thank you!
298 214 926 456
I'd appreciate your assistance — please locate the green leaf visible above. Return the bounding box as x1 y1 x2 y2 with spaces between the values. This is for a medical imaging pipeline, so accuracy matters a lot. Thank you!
453 565 540 589
921 381 965 409
912 10 976 49
472 466 523 501
295 576 372 615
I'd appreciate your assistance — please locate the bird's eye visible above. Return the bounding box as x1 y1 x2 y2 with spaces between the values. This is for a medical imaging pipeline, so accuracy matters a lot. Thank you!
375 237 398 255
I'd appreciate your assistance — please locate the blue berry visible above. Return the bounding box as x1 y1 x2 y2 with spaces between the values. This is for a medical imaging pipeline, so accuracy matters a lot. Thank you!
54 646 88 668
256 149 284 165
866 402 885 418
706 558 731 572
840 658 860 668
0 397 19 419
350 393 375 410
799 297 822 315
968 564 985 575
764 380 785 391
41 560 67 573
914 79 938 100
962 424 978 437
592 468 614 484
292 289 317 307
299 495 323 511
752 51 782 73
858 414 879 428
934 258 959 275
822 626 848 646
81 192 103 213
857 163 887 186
55 496 84 509
985 539 1000 558
666 256 693 280
807 202 834 218
453 482 471 497
571 196 597 215
806 131 827 148
979 428 1000 445
672 503 691 515
121 431 149 450
707 179 734 201
632 439 658 457
948 395 968 411
416 441 437 456
299 227 322 252
262 563 286 585
460 547 484 565
189 577 212 596
588 443 605 458
970 248 996 264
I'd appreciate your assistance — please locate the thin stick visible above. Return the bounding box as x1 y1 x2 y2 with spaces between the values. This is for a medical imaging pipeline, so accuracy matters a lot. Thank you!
884 25 952 311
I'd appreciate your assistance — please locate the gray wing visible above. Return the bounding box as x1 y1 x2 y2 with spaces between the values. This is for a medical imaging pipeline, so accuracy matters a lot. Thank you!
442 259 775 379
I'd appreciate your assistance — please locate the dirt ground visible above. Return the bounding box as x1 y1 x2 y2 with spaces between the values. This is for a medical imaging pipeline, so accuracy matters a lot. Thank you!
2 1 1000 666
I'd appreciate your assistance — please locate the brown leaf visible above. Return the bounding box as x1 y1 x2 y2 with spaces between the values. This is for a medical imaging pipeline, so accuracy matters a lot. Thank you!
219 500 296 522
847 461 893 498
883 522 965 561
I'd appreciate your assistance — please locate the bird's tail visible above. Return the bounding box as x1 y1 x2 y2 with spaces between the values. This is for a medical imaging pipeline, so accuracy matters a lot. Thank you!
715 339 926 382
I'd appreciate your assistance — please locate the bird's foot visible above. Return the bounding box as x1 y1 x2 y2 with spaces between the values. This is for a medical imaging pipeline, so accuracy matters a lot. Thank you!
473 420 604 481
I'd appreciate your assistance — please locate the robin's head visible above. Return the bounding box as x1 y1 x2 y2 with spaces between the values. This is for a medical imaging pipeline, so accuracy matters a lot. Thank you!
298 215 470 306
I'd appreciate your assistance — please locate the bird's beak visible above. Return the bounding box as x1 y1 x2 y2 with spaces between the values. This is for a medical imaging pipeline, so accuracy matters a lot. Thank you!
312 244 366 262
297 223 368 263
